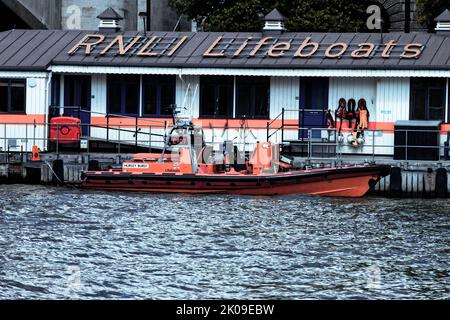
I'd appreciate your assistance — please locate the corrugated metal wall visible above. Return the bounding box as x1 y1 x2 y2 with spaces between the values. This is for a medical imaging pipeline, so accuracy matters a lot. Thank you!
0 124 46 152
25 77 47 151
329 78 377 114
26 77 47 115
176 75 200 118
376 78 410 123
0 73 48 151
0 71 424 155
270 77 300 120
330 77 379 155
91 74 107 115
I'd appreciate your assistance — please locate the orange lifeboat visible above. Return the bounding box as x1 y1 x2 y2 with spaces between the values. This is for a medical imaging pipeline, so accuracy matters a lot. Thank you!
80 121 390 198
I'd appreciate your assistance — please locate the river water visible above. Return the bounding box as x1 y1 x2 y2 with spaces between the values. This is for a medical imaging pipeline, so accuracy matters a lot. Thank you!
0 185 448 300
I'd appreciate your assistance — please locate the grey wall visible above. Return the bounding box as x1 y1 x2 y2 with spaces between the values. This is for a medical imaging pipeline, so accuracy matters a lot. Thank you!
1 0 62 29
150 0 190 31
60 0 190 31
61 0 138 30
378 0 425 32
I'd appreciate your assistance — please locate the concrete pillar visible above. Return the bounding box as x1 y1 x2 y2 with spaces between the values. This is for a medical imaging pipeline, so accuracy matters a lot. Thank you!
1 0 62 29
123 0 138 30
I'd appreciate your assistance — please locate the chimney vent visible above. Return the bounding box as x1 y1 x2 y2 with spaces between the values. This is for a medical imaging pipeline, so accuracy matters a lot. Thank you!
434 9 450 35
97 7 123 32
263 9 286 34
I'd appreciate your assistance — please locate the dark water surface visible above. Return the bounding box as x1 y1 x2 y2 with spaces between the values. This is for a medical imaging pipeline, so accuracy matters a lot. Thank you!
0 185 448 299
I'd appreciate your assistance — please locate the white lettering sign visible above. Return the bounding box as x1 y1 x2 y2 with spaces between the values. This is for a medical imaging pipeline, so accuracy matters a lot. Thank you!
123 163 150 169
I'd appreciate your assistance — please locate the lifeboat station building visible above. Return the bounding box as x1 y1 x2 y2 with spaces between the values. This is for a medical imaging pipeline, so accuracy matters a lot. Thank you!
0 8 450 159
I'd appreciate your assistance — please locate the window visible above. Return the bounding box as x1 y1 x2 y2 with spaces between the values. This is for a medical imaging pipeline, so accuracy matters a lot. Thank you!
300 77 329 110
236 76 270 119
0 79 26 113
200 76 233 118
63 75 91 118
411 78 446 121
107 75 140 115
142 76 175 116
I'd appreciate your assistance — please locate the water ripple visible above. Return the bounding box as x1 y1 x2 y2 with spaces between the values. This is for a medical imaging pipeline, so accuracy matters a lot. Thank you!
0 185 448 299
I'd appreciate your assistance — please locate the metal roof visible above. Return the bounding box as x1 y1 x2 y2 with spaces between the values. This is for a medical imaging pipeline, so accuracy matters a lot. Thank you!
264 9 287 21
0 29 449 71
97 7 123 20
434 9 450 22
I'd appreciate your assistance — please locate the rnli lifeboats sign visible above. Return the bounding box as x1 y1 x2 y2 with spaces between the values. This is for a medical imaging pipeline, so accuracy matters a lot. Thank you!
68 34 424 59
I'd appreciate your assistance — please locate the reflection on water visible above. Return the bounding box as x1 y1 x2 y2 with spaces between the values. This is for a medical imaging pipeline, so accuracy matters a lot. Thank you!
0 185 448 299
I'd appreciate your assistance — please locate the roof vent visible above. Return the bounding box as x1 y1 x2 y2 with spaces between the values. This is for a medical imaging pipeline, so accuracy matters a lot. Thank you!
97 7 123 32
435 9 450 35
263 9 286 34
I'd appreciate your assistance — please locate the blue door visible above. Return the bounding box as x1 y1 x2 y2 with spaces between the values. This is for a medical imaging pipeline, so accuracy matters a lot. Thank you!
64 75 91 136
299 78 329 139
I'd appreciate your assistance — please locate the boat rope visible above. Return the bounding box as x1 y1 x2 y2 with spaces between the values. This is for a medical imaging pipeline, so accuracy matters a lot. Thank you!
43 160 79 189
44 160 64 185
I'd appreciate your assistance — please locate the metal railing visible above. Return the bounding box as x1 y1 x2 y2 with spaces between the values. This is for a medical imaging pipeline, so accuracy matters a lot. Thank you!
2 109 450 164
0 120 266 162
50 106 168 145
266 108 450 162
0 121 167 163
274 128 450 161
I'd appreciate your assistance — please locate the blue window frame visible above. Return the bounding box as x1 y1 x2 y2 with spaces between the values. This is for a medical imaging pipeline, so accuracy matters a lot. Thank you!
0 79 26 114
142 75 176 116
107 75 140 116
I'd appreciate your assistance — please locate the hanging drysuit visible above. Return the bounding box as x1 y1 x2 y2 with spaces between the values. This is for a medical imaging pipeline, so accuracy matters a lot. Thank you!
357 98 369 130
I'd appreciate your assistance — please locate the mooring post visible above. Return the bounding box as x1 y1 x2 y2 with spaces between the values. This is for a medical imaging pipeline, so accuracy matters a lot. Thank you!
389 167 403 198
52 159 64 186
423 168 436 198
435 168 448 198
88 160 100 172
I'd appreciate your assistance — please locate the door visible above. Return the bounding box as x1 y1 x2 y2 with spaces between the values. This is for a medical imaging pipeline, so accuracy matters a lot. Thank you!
64 75 91 136
428 87 446 120
299 77 329 139
411 78 446 121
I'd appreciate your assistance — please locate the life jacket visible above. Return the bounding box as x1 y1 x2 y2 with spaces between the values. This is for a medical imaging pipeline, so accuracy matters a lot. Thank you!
336 98 347 120
357 99 369 129
327 110 335 129
359 109 369 129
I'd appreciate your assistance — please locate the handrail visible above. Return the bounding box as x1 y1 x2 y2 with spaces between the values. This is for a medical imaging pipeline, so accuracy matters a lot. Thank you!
50 105 168 125
267 109 284 127
89 124 165 137
2 119 450 162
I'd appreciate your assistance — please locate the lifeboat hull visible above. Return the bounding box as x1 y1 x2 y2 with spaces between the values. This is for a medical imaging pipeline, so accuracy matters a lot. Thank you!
80 165 391 198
